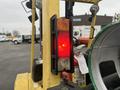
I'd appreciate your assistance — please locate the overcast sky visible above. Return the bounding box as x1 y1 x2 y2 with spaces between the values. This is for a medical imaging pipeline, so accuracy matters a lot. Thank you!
0 0 31 34
60 0 120 16
0 0 120 34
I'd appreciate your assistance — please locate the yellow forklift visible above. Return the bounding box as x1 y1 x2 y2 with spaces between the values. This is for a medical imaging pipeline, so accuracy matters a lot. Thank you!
15 0 100 90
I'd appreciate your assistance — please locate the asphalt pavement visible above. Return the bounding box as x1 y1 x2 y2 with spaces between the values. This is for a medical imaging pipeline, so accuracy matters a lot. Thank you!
0 42 40 90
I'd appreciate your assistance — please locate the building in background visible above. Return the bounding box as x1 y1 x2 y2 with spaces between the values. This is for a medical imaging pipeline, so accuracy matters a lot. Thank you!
72 15 113 38
113 13 120 22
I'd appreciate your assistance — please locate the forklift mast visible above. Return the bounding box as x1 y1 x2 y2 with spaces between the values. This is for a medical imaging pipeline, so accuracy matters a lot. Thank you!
15 0 100 90
38 0 100 90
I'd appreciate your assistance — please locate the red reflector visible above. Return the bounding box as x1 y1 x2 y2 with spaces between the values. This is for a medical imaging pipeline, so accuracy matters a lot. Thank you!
74 59 78 66
58 32 70 58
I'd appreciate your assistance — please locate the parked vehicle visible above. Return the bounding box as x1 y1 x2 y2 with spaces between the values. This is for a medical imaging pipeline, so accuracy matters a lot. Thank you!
0 35 8 42
12 35 22 44
12 34 40 44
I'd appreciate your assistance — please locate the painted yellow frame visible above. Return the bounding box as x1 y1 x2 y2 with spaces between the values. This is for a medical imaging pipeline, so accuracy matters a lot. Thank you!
42 0 60 89
30 0 61 90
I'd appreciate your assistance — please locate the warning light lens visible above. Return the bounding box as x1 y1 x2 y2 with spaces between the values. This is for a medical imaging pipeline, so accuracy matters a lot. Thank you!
58 31 70 58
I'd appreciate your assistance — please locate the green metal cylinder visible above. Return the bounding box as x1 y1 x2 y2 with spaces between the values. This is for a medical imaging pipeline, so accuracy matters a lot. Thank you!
88 22 120 90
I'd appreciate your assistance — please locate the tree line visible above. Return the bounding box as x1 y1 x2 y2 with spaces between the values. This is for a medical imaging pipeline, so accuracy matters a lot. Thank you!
0 30 20 37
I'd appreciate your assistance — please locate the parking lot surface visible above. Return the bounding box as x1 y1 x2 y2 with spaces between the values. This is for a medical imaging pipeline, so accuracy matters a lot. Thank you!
0 42 40 90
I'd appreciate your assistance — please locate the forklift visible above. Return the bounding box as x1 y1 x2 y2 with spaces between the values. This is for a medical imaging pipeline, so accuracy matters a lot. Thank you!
15 0 100 90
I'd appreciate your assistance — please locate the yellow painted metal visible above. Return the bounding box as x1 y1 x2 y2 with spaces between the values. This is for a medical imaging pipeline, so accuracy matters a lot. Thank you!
29 0 36 89
14 73 43 90
31 0 36 71
42 0 60 89
14 73 29 90
64 0 101 4
88 15 97 48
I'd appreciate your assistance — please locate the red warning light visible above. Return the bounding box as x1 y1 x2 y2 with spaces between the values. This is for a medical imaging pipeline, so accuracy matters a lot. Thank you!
58 32 70 58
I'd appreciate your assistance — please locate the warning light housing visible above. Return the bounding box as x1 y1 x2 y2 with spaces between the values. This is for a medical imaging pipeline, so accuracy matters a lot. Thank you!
51 15 74 75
